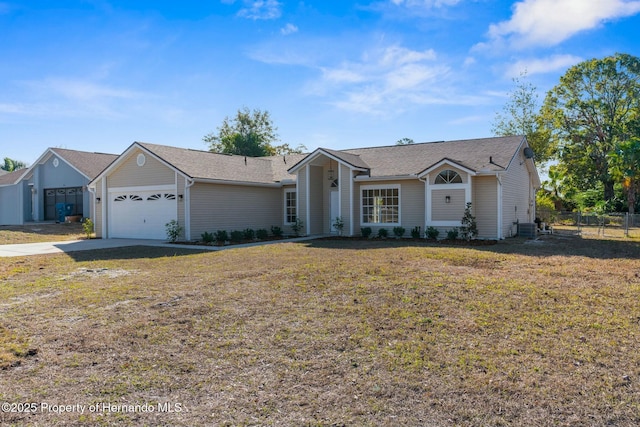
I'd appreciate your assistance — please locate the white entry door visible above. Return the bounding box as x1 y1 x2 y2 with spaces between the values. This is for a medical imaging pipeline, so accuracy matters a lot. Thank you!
109 190 177 239
330 191 339 234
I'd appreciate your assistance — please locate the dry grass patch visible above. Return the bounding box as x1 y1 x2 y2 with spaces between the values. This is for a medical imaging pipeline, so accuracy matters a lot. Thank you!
0 237 639 426
0 223 85 244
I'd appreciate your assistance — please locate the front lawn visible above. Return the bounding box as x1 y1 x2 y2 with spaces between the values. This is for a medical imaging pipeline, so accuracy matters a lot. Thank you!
1 235 639 426
0 223 85 244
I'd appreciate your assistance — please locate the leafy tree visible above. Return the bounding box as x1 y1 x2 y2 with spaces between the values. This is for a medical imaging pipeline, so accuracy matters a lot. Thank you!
540 53 640 203
1 157 27 172
203 107 305 157
610 138 640 214
492 71 554 164
396 137 415 145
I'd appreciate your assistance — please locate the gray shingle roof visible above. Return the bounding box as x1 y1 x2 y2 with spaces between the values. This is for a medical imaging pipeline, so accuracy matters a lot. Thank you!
0 169 25 186
50 148 119 180
137 142 306 184
338 135 525 177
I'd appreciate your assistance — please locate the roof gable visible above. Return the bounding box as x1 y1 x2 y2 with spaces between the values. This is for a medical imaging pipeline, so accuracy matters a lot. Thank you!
93 142 306 186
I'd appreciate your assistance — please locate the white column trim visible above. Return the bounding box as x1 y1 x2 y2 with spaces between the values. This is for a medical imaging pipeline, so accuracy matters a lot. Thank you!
305 164 310 236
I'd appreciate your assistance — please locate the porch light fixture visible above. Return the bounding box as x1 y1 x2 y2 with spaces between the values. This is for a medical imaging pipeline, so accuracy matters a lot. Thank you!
178 194 184 200
445 195 451 203
96 197 101 203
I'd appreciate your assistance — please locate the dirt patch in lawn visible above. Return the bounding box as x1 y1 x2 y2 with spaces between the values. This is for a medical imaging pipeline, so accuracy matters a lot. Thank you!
0 235 639 426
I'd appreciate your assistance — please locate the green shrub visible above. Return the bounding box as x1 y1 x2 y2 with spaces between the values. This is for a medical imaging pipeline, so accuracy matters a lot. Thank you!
82 217 94 239
446 228 459 240
393 226 405 238
361 227 372 238
377 228 388 238
214 230 228 244
291 217 304 237
256 229 269 240
332 217 344 235
243 228 255 240
460 202 478 241
230 230 243 243
426 226 440 240
165 219 182 243
201 231 215 244
411 226 421 239
271 226 283 237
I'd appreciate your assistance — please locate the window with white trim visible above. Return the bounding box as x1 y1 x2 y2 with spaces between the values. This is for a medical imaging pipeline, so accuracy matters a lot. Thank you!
361 185 400 225
284 190 297 224
435 169 462 184
434 169 462 184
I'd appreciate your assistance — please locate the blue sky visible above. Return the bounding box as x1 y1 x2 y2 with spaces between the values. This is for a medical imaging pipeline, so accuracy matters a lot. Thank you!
2 0 640 165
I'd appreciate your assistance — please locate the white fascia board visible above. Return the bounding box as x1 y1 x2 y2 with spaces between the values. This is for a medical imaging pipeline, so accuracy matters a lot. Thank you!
354 175 417 182
288 149 368 174
418 159 477 178
91 142 191 186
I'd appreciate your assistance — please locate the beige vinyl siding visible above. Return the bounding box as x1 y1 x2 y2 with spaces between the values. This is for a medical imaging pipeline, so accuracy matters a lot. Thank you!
309 166 323 235
502 157 535 238
108 149 175 188
432 188 465 221
472 176 498 239
189 183 282 240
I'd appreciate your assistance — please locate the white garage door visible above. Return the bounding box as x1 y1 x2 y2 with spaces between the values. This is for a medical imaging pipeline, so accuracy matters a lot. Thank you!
109 191 178 239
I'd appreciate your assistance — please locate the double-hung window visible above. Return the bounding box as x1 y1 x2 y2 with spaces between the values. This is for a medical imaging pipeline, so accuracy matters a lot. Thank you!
361 185 400 225
284 189 297 224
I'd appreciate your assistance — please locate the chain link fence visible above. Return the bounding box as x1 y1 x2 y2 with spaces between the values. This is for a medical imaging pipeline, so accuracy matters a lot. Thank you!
538 207 640 238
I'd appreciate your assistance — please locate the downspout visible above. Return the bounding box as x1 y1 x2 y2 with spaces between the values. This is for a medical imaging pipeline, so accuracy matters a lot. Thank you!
305 164 310 236
184 178 195 240
101 177 108 238
87 185 96 227
419 175 429 229
349 167 354 236
496 174 503 240
338 164 342 229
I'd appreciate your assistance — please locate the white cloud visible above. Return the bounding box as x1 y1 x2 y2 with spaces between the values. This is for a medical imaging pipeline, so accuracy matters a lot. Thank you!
237 0 282 20
281 23 298 35
41 78 142 102
309 45 453 114
485 0 640 48
504 54 583 78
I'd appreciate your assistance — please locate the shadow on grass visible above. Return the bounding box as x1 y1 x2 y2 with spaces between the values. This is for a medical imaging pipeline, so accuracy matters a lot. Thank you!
303 233 640 260
62 246 210 262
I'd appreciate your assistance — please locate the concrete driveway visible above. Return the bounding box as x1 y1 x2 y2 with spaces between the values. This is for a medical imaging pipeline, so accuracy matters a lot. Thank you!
0 239 199 257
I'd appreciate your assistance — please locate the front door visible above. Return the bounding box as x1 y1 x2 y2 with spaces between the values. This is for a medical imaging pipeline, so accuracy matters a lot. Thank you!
330 191 339 234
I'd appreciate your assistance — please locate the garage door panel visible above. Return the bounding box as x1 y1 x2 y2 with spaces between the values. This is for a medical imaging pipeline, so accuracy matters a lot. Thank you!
109 191 177 239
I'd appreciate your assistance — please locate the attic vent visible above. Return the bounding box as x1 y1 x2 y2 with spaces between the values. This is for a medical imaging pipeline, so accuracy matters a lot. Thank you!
136 153 146 167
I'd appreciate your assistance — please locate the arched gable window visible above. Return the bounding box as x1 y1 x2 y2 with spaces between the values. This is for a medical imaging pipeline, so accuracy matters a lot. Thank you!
435 169 462 184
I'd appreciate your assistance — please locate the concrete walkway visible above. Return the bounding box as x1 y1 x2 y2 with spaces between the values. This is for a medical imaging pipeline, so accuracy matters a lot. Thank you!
0 236 323 257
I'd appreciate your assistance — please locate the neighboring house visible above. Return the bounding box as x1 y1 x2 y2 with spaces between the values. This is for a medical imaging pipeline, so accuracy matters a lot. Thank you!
88 142 307 240
89 136 539 241
0 148 118 225
288 135 540 240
